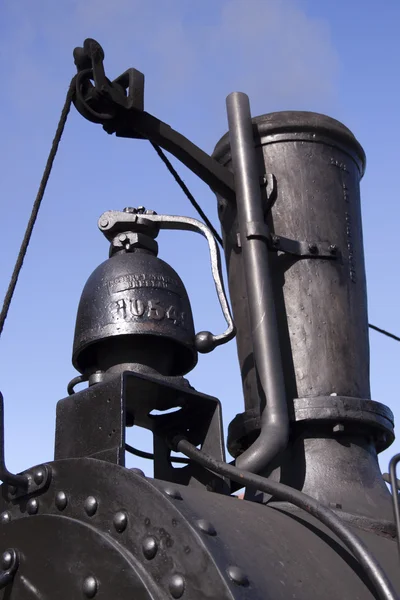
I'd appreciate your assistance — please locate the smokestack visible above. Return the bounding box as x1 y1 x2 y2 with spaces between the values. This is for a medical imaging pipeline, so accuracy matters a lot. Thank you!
213 111 394 523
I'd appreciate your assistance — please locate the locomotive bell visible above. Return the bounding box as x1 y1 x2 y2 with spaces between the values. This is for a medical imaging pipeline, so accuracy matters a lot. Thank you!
72 208 197 377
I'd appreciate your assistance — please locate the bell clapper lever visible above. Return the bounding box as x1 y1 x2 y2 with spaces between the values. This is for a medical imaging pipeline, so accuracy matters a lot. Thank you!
98 207 236 354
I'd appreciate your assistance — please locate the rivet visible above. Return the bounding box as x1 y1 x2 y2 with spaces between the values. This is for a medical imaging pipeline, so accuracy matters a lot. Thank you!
113 511 127 533
84 496 98 517
131 468 145 477
118 233 127 242
226 565 249 587
27 498 38 515
99 218 109 228
333 423 345 433
0 512 11 524
55 491 68 511
83 575 98 598
164 488 182 500
142 536 158 560
33 468 45 485
2 550 12 569
168 574 185 598
196 519 216 536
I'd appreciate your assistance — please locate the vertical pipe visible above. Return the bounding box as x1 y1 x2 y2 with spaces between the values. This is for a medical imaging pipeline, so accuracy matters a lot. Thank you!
226 92 289 473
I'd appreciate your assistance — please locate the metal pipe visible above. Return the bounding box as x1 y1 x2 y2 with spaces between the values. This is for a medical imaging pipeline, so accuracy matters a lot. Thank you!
226 92 289 474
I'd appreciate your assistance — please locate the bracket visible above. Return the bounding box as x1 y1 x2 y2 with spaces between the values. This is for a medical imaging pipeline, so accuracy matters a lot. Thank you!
56 371 229 492
237 226 339 259
72 39 235 203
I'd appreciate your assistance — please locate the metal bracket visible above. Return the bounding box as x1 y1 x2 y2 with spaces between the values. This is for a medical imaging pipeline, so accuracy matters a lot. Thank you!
237 228 339 259
55 371 229 492
270 235 339 259
72 39 235 202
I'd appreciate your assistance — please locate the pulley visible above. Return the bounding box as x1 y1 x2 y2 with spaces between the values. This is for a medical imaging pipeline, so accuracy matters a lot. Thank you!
72 207 235 380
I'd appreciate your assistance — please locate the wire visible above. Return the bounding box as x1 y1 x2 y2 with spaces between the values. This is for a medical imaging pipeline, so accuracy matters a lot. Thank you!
150 142 223 246
0 77 76 339
369 324 400 342
175 437 398 600
125 442 189 464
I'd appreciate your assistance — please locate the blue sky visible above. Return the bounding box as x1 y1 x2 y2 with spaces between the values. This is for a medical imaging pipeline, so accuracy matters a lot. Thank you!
0 0 399 479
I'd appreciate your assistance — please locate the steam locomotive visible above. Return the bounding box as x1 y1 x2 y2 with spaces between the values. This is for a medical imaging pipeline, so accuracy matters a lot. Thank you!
0 39 398 599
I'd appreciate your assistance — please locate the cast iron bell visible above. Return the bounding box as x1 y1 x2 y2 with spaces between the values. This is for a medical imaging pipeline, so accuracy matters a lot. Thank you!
72 208 197 377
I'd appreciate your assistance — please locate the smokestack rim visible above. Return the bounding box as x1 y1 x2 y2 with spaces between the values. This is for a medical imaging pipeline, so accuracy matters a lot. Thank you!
213 111 366 178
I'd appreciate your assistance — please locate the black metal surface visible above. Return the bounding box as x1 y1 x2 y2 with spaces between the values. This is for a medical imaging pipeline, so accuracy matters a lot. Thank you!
225 93 289 474
213 111 369 421
176 439 398 600
1 457 399 600
72 245 197 377
56 371 228 491
0 459 238 599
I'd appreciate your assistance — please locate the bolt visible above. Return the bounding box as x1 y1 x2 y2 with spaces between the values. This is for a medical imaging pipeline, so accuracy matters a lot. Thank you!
0 512 11 524
83 576 98 598
196 519 216 536
113 511 127 533
329 244 338 255
308 243 318 254
333 423 345 433
2 550 13 570
168 574 185 598
142 536 158 560
271 235 280 248
164 488 183 500
55 491 68 511
226 565 249 587
99 218 109 228
27 498 38 515
84 496 98 517
137 206 146 214
118 233 127 243
33 469 45 485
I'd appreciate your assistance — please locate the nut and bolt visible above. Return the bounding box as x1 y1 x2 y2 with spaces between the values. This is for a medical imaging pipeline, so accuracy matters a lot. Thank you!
99 218 109 228
271 235 280 248
333 423 345 433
